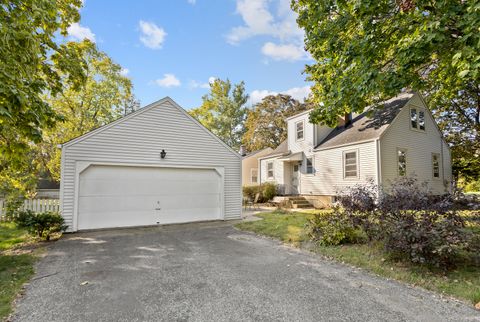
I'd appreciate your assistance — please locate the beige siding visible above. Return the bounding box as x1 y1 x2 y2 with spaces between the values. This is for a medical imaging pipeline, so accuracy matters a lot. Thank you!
301 141 378 195
61 98 241 230
380 94 450 194
241 148 272 186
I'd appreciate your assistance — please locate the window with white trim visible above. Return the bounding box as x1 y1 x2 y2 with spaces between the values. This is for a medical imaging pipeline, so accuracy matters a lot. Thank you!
432 153 440 178
267 162 274 179
397 149 407 176
295 121 304 141
306 157 314 174
410 108 426 131
251 168 258 183
344 151 358 178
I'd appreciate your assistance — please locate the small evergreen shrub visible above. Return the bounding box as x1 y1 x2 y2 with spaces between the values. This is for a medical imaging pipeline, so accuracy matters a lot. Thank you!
14 210 67 241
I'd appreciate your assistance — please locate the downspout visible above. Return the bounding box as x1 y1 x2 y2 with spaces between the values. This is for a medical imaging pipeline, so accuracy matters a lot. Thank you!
440 139 446 192
375 138 382 197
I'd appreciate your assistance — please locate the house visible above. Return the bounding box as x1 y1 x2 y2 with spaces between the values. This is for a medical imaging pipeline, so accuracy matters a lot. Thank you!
60 97 241 232
241 147 273 186
258 92 452 208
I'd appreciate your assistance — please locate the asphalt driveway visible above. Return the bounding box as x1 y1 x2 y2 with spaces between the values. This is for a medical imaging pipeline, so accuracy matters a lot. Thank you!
13 221 479 322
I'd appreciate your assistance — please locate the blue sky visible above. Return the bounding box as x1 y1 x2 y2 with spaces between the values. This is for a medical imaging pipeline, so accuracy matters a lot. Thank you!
68 0 312 110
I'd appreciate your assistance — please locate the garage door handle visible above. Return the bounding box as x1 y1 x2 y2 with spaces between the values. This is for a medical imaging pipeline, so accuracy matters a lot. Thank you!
155 208 161 210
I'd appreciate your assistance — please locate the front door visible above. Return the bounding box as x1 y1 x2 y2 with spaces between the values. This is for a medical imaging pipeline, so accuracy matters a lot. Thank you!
291 164 299 195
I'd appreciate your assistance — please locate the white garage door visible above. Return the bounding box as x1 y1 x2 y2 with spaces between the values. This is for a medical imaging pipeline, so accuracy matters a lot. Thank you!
77 165 222 230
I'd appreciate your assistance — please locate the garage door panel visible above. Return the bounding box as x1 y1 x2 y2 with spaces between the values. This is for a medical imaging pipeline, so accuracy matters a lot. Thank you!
79 178 220 197
78 165 222 230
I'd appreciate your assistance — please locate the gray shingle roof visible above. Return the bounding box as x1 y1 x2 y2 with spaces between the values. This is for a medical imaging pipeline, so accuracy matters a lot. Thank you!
315 92 414 150
260 140 289 158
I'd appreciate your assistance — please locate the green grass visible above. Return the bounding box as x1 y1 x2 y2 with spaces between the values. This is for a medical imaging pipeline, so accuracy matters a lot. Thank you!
235 211 480 305
0 222 31 251
236 211 314 244
0 223 37 320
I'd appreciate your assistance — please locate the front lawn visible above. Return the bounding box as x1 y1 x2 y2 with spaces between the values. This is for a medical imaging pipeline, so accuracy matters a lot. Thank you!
0 222 37 320
235 211 480 306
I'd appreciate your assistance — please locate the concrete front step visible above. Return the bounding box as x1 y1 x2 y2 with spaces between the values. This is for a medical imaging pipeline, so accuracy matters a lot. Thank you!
292 203 312 209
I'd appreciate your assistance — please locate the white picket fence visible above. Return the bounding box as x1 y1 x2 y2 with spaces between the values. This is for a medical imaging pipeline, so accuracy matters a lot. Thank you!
0 199 60 221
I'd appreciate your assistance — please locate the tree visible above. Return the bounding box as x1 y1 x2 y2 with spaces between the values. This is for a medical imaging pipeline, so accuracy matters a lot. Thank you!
189 79 248 150
292 0 480 180
242 94 311 151
0 0 84 163
36 40 133 181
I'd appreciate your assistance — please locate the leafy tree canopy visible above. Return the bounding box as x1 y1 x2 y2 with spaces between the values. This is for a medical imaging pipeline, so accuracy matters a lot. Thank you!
189 79 248 151
242 94 311 152
0 0 85 165
293 0 480 179
37 40 133 181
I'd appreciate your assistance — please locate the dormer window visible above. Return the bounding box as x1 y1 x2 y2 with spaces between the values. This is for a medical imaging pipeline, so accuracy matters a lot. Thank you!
295 120 304 141
410 108 425 131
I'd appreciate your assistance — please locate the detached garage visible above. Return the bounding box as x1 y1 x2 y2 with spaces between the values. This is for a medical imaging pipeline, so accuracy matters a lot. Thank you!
60 97 241 231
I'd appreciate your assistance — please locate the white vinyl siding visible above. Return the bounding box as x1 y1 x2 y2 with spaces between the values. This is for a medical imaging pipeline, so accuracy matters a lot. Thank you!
61 98 241 231
380 94 450 194
288 114 315 153
259 157 284 184
300 141 377 195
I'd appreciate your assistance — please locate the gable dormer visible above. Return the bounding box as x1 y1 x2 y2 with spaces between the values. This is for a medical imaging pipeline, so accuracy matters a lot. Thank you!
286 110 333 153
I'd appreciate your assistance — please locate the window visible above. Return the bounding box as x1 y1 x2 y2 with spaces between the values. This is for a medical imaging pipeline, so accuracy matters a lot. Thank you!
419 110 425 131
410 108 417 129
432 154 440 178
306 157 314 174
410 108 426 131
397 149 407 176
344 151 358 178
251 168 258 183
267 162 274 179
295 121 304 141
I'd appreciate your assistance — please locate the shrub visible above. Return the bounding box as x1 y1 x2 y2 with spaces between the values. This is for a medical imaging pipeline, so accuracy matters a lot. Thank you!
306 211 365 246
262 182 277 201
14 210 67 241
336 180 379 240
324 176 475 268
242 185 260 201
382 210 469 268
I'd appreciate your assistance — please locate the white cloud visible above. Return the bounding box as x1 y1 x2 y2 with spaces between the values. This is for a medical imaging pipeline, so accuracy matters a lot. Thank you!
189 76 217 89
226 0 303 44
249 89 277 105
188 0 196 4
249 85 311 105
67 23 96 42
139 20 167 49
261 42 307 61
282 86 311 101
155 74 181 88
120 68 129 76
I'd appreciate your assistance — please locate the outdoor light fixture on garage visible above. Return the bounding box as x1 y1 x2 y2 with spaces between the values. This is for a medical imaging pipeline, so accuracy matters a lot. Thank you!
160 149 167 159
